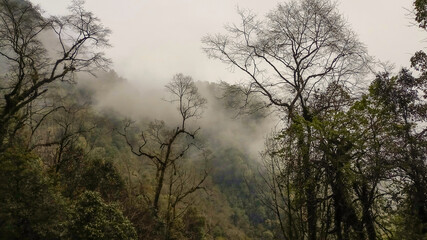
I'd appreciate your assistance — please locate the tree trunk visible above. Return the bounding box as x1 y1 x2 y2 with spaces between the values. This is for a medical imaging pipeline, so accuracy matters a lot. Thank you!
360 184 376 240
153 164 167 215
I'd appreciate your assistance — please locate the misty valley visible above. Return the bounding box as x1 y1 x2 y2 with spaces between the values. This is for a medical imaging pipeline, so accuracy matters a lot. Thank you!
0 0 426 240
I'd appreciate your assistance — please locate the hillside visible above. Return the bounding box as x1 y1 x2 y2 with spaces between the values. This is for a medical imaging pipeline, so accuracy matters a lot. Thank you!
0 0 426 239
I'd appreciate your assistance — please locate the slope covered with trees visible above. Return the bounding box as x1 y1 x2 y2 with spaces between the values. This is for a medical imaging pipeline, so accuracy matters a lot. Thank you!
0 0 426 239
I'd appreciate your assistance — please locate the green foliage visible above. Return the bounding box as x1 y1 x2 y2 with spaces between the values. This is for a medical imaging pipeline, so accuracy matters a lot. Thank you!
414 0 427 28
181 207 206 240
69 191 137 240
80 158 125 201
210 148 273 238
0 149 68 240
391 207 427 240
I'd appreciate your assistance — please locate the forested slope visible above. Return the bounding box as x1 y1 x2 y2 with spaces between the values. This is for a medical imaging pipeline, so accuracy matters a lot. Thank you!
0 0 426 239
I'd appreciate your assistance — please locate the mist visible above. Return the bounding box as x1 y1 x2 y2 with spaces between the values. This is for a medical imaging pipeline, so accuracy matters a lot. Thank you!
77 70 277 160
31 0 425 88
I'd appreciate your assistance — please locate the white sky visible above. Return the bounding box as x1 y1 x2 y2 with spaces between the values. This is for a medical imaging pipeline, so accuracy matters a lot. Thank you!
30 0 426 87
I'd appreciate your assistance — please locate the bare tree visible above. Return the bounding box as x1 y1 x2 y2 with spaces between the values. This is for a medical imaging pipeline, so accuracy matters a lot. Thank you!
29 100 95 173
203 0 368 120
203 0 369 239
0 0 110 149
164 155 208 240
119 74 208 238
257 133 304 240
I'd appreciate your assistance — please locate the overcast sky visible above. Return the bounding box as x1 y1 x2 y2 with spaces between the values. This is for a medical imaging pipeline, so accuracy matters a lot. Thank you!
30 0 425 87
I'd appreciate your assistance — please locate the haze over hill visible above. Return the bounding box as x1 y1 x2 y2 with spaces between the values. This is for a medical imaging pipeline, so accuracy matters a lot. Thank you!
1 0 426 239
77 71 277 159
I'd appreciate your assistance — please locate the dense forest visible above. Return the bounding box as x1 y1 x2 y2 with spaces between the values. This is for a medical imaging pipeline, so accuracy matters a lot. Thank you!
0 0 426 239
